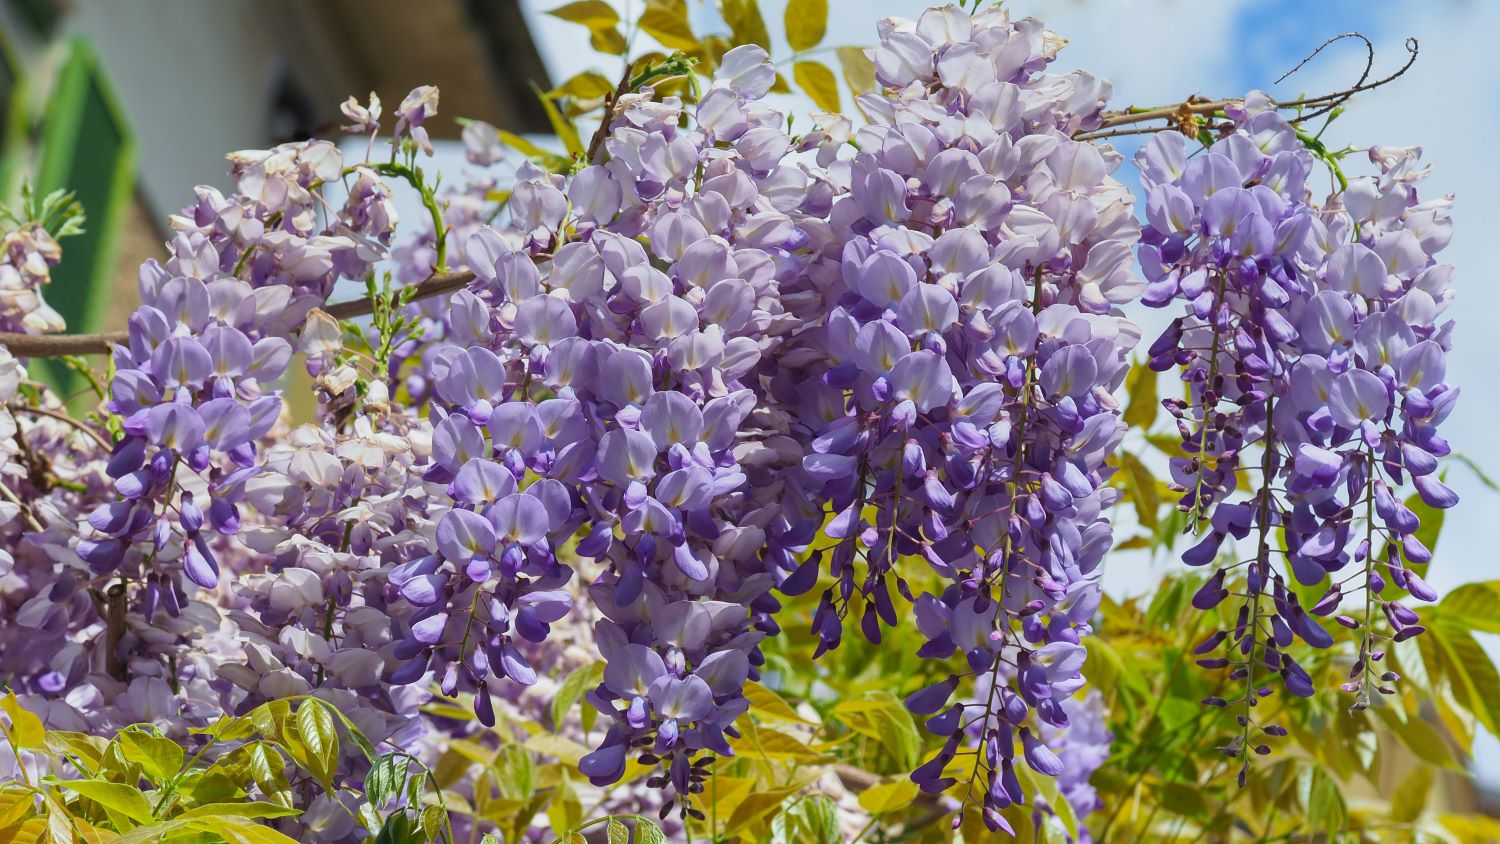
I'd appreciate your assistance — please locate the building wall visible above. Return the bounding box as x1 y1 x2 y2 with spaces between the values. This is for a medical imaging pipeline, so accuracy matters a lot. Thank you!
65 0 354 223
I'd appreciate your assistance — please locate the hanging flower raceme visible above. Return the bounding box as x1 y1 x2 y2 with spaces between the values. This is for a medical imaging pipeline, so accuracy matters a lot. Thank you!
0 222 66 335
376 45 822 821
764 5 1138 832
1135 107 1331 768
72 127 410 718
1138 99 1458 772
1281 143 1456 707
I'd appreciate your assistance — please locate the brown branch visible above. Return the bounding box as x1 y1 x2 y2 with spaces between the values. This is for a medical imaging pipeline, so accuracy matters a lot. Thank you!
0 268 478 358
586 60 636 165
1076 33 1418 140
105 583 128 682
10 403 114 451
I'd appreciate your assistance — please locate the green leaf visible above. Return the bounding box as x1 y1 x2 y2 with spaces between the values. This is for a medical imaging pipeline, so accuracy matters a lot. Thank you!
607 818 631 844
1122 361 1159 430
784 0 829 51
243 742 293 809
1302 767 1346 836
724 782 805 837
590 27 629 56
1372 705 1463 771
373 812 422 844
1390 765 1432 824
0 693 45 750
189 815 304 843
1431 623 1500 736
832 692 920 770
1017 766 1079 840
551 71 616 102
857 777 917 815
531 81 585 159
778 794 840 844
115 728 184 786
551 662 603 730
178 802 301 820
63 779 156 825
793 61 841 113
639 2 698 52
635 817 667 844
546 0 620 30
835 46 876 96
45 731 107 775
365 753 411 810
1435 581 1500 635
497 130 572 172
494 744 536 803
721 0 771 49
298 701 339 790
419 804 447 841
744 682 817 726
1118 450 1161 530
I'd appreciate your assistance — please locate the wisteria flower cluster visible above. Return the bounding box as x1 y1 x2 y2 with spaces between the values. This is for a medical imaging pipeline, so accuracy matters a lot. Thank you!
1138 100 1457 775
0 2 1463 841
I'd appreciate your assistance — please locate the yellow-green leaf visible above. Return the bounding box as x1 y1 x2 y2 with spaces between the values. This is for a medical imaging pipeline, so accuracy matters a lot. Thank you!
552 71 616 102
724 781 806 837
590 27 629 56
294 701 339 790
1017 765 1079 840
857 777 917 815
722 0 770 49
45 731 107 776
179 802 300 820
1442 814 1500 844
793 61 841 113
546 0 620 31
1432 623 1500 736
545 771 583 835
0 694 45 751
744 682 817 726
738 719 831 765
551 662 603 730
1435 581 1500 635
189 815 303 844
832 692 920 770
1118 450 1160 530
0 789 35 828
523 733 592 766
243 742 293 809
1390 765 1432 824
784 0 828 52
63 779 155 825
639 2 698 52
115 728 184 786
497 131 572 172
1122 361 1159 430
835 46 876 95
531 81 585 158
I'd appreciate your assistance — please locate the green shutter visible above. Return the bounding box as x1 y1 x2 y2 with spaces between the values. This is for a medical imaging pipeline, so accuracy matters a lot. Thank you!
34 38 134 392
0 24 27 200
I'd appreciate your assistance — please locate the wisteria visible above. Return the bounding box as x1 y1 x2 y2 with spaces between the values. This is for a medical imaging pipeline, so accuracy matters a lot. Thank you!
0 2 1470 841
762 5 1139 833
1139 100 1457 776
